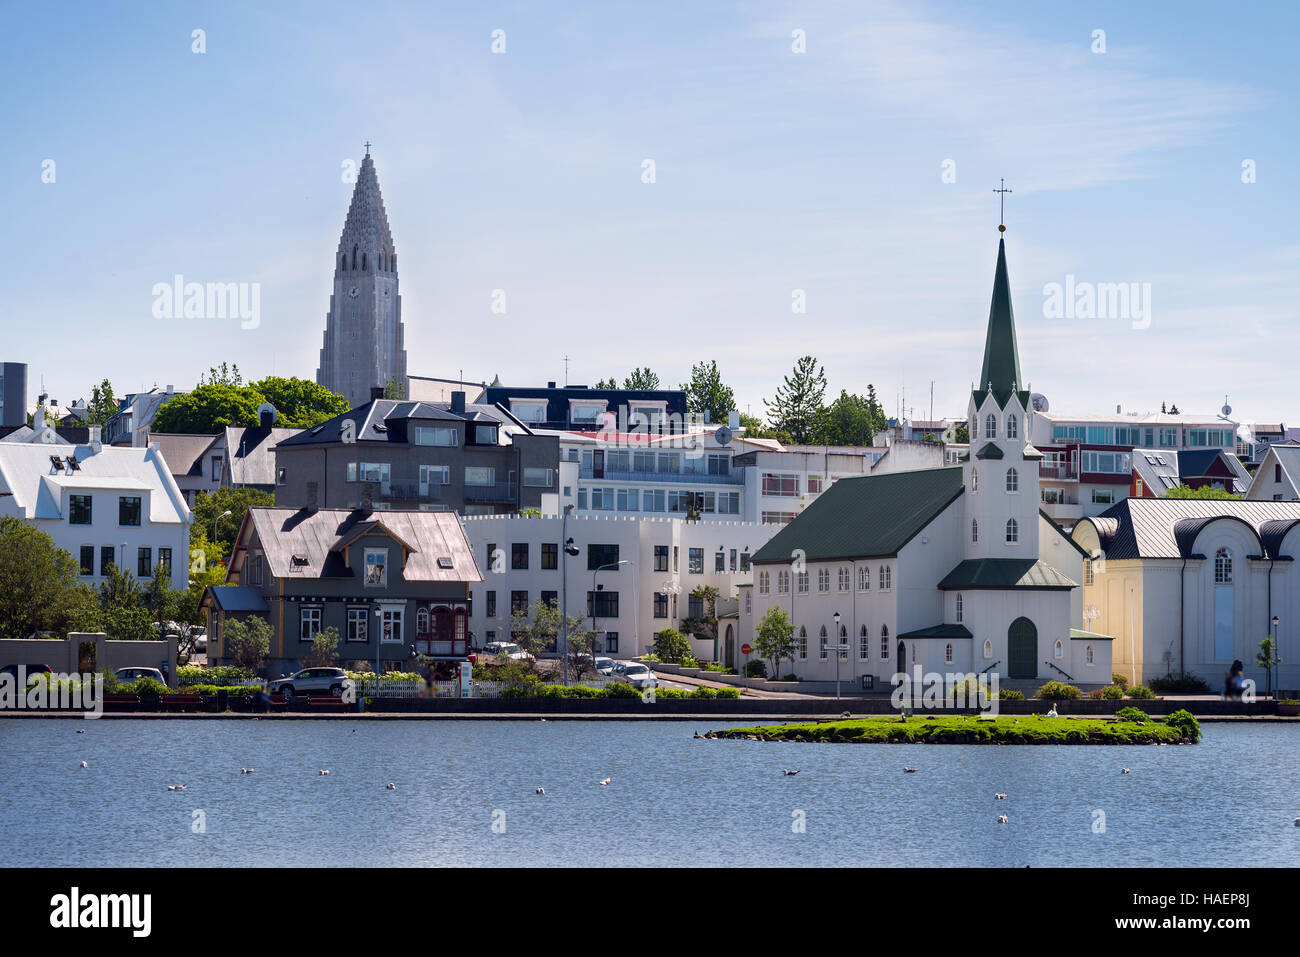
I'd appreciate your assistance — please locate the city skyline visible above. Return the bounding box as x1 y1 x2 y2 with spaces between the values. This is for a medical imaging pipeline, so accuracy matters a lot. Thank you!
4 0 1297 426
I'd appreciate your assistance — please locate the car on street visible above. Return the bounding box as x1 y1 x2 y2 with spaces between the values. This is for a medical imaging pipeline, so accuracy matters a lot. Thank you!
619 662 657 690
593 657 615 675
1 663 52 686
483 641 534 662
270 667 350 697
114 667 166 686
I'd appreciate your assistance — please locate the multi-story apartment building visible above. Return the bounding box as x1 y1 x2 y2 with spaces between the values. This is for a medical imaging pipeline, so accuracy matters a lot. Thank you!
105 385 184 447
1031 409 1240 528
272 389 558 515
0 427 190 590
461 512 778 662
484 382 692 434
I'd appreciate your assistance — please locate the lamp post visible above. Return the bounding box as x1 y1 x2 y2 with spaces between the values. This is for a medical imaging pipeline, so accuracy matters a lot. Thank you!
1271 615 1280 699
373 608 384 693
592 560 630 664
215 509 232 542
560 505 578 683
833 611 842 701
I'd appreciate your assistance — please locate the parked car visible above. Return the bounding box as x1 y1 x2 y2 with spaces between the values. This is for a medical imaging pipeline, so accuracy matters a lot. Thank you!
483 642 534 662
619 663 657 690
593 657 615 675
114 667 166 686
1 663 52 686
192 633 208 653
270 667 350 697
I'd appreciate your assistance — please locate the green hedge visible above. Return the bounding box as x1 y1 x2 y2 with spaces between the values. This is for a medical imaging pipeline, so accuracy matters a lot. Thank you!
1036 680 1082 700
177 665 253 687
1127 685 1158 699
1147 673 1211 694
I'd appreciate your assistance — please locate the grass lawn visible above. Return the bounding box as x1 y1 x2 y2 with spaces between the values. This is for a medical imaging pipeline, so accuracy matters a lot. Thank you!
707 713 1197 745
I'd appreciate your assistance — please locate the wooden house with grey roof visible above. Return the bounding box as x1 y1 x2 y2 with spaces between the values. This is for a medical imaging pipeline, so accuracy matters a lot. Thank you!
743 231 1109 689
202 506 481 676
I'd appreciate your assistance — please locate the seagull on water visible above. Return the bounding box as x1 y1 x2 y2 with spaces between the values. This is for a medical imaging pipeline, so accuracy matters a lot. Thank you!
240 768 255 774
77 730 85 734
997 814 1008 824
535 787 545 794
599 778 611 786
995 793 1007 800
386 783 396 790
782 769 800 776
1121 768 1131 774
1293 818 1300 827
320 769 330 776
168 785 186 791
903 767 919 773
80 761 88 768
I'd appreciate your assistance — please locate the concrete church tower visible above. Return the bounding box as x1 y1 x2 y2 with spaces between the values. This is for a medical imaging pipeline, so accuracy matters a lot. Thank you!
963 231 1043 561
316 146 407 410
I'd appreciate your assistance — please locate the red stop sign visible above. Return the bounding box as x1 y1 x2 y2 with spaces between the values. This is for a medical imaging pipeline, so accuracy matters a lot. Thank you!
741 643 752 655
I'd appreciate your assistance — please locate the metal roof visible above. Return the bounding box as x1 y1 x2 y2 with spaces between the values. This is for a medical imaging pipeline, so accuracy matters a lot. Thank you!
224 427 301 486
202 585 270 612
1080 498 1300 559
149 433 219 478
937 558 1077 590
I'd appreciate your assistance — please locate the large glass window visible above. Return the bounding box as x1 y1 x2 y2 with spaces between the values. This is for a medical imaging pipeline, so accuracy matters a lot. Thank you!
464 466 496 487
761 473 799 496
415 427 458 446
588 543 620 570
69 495 93 525
364 548 388 586
347 608 369 643
300 607 322 642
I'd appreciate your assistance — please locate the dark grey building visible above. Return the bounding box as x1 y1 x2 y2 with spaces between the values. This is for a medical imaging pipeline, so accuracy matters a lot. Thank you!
272 389 559 515
0 362 28 428
483 382 692 433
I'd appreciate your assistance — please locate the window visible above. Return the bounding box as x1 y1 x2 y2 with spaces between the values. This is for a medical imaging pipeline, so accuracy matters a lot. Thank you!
985 414 997 438
537 542 557 570
1092 488 1115 505
971 416 978 440
415 427 458 446
464 466 495 487
797 571 809 594
955 593 963 622
819 626 828 659
1215 547 1232 583
485 542 498 572
972 468 978 493
858 566 870 591
1086 645 1095 665
511 590 529 615
761 511 797 525
880 626 889 658
79 545 94 576
604 632 619 655
100 546 115 573
758 571 770 594
473 425 498 445
971 519 979 543
817 569 830 593
416 607 430 635
380 608 403 643
1084 559 1093 585
540 590 557 609
588 543 620 570
347 608 368 642
744 590 751 615
839 624 849 660
158 547 172 572
688 548 703 574
1276 463 1283 483
586 591 619 618
69 495 92 526
761 473 799 496
1006 414 1018 439
364 548 388 586
653 545 669 572
838 567 850 592
277 467 286 486
419 465 450 487
616 488 639 512
1054 640 1063 659
945 643 953 664
740 550 751 572
654 593 668 618
798 627 807 659
879 565 891 590
688 594 704 619
1005 467 1018 493
777 570 790 594
983 639 992 659
485 591 497 617
522 467 554 487
137 547 151 578
808 475 823 493
300 607 322 642
859 625 869 659
1005 519 1019 544
715 551 726 573
211 455 223 481
511 543 528 570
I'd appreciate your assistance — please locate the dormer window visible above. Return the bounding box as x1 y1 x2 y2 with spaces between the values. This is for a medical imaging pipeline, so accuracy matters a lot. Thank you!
985 413 998 439
473 424 499 445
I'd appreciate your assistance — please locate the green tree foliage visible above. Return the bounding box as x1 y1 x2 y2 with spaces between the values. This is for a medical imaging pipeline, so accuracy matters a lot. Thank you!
682 360 735 425
97 563 154 640
302 627 341 668
738 413 792 444
652 627 693 663
151 383 263 434
201 363 243 387
764 356 827 444
224 616 272 671
815 388 888 446
1159 484 1242 500
593 377 619 390
0 518 85 639
191 486 275 550
382 376 408 400
85 379 119 426
754 606 796 680
1256 635 1283 696
253 376 351 426
623 367 661 390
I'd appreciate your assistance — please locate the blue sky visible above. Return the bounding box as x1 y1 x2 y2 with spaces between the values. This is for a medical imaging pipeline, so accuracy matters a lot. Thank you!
3 0 1296 427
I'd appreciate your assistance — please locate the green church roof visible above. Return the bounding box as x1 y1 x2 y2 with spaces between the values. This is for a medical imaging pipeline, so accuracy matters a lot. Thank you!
974 442 1004 460
750 467 964 565
938 558 1077 590
973 237 1030 410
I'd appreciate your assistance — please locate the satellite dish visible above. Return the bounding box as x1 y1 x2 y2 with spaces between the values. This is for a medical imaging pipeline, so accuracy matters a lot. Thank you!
714 426 733 446
257 402 278 425
1221 403 1232 417
1030 393 1050 413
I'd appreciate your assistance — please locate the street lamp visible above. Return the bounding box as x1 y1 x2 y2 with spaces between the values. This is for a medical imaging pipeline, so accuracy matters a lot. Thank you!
215 509 232 542
592 560 630 664
560 505 579 684
833 611 842 700
1271 615 1280 699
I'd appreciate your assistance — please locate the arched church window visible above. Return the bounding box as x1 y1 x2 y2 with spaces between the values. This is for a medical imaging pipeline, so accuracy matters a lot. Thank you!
1086 645 1095 665
1005 518 1019 543
1054 640 1064 659
1006 467 1018 492
983 639 992 659
945 643 953 664
351 245 358 269
819 626 828 660
971 519 979 543
880 625 889 658
1007 414 1018 439
985 413 997 438
956 593 963 622
971 416 978 440
798 626 807 659
1215 547 1232 583
859 625 869 659
972 468 978 493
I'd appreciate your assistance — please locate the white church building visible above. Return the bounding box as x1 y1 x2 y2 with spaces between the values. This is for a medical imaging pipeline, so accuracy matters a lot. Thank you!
742 232 1111 687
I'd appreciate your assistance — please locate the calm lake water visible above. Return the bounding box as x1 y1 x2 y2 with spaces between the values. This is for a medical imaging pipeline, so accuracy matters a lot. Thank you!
2 718 1298 867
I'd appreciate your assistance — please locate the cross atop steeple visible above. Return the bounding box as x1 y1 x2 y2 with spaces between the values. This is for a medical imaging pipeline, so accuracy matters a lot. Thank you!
993 178 1012 232
364 140 372 156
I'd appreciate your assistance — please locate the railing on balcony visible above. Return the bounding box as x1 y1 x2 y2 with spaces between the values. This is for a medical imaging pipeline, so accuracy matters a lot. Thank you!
464 481 518 503
375 482 443 501
1038 461 1079 481
578 466 744 485
414 637 468 657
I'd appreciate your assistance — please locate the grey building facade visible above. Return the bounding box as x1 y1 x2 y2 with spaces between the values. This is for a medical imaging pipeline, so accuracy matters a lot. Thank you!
271 390 560 515
0 362 27 428
316 147 407 410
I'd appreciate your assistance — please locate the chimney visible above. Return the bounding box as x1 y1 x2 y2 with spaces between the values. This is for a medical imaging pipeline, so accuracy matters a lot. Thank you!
547 381 556 389
451 391 466 414
259 404 276 428
165 384 174 395
88 426 102 454
1116 404 1121 414
370 386 385 400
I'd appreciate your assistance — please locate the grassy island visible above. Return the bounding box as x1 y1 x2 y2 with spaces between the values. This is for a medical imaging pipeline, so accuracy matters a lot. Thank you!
706 711 1201 745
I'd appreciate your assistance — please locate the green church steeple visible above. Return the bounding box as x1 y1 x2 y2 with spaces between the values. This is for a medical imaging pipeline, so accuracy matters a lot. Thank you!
974 236 1027 409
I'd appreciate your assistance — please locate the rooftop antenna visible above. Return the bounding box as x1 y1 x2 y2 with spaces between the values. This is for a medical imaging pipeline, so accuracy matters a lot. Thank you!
562 355 570 386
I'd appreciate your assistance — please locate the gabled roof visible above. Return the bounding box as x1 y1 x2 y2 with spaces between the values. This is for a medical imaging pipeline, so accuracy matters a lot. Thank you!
273 399 524 449
750 467 964 564
237 507 481 583
937 559 1077 590
974 442 1003 459
201 585 270 613
1077 498 1300 560
898 623 974 640
1247 444 1300 499
224 427 302 486
0 442 189 524
149 433 220 478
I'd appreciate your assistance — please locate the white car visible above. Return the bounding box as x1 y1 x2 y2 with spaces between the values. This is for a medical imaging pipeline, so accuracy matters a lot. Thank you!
593 657 615 675
483 641 534 662
619 663 657 690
